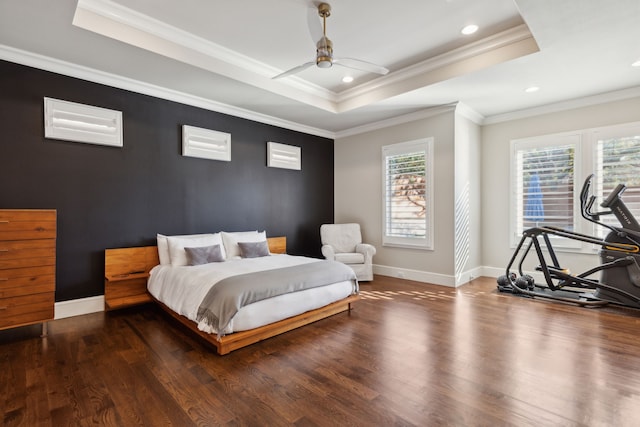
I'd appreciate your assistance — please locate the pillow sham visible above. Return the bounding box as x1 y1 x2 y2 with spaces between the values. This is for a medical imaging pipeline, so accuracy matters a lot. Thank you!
221 230 267 258
157 233 214 265
184 244 225 265
167 233 225 266
238 240 270 258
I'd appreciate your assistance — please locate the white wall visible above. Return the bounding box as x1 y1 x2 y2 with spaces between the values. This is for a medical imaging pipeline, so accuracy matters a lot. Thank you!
481 95 640 277
335 93 640 287
335 106 457 285
454 106 483 285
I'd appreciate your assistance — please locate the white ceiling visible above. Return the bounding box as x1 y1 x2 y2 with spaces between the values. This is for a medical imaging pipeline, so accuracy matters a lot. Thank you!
1 0 639 138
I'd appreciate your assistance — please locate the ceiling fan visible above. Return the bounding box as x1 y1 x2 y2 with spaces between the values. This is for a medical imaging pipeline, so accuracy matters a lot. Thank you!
272 2 389 79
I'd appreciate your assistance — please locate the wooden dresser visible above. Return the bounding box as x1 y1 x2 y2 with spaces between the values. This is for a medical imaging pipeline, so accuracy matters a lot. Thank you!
0 209 56 335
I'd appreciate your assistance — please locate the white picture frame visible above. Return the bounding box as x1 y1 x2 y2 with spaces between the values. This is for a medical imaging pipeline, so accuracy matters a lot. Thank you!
182 125 231 162
44 97 123 147
267 142 301 170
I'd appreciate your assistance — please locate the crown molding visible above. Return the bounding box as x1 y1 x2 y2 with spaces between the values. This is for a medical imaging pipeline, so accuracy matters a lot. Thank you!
77 0 270 76
455 102 485 124
74 0 337 99
73 0 339 113
335 104 457 139
0 44 335 139
483 86 640 125
338 25 536 104
334 26 539 113
335 102 486 139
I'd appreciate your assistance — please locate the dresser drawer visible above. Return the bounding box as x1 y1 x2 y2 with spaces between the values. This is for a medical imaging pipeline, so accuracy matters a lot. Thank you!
0 264 54 279
0 220 56 241
0 274 55 298
0 209 56 241
0 239 55 271
0 239 55 258
0 256 55 270
0 210 56 222
0 292 55 329
0 240 55 271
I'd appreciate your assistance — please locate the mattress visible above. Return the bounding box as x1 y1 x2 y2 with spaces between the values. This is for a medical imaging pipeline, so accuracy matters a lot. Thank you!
147 254 356 335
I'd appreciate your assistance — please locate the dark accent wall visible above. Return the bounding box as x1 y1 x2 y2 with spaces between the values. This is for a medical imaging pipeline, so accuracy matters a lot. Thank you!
0 60 334 302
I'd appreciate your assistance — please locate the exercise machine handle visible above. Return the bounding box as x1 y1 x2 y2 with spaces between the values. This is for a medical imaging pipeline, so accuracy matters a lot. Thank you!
601 183 626 208
580 174 611 220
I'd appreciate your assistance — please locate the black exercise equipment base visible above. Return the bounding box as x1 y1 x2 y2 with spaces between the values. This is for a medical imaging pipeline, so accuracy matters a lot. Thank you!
497 283 609 307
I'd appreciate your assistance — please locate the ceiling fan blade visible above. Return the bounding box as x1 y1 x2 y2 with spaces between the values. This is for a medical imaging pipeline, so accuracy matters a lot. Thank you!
307 4 323 44
333 57 389 75
276 3 387 80
272 61 316 79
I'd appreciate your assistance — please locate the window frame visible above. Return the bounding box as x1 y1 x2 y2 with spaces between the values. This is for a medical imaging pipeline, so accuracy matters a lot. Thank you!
382 138 434 250
509 121 640 253
592 122 640 238
510 132 583 250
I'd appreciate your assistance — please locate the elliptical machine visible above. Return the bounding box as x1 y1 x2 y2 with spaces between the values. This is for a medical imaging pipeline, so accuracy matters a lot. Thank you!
497 174 640 308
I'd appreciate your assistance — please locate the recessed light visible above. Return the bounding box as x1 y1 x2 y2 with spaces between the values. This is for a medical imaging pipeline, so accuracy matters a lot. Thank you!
632 59 640 67
461 24 478 35
525 86 540 93
342 76 354 83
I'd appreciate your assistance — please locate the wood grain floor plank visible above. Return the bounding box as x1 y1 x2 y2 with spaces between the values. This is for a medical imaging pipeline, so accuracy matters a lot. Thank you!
3 342 28 427
3 276 640 426
96 355 153 426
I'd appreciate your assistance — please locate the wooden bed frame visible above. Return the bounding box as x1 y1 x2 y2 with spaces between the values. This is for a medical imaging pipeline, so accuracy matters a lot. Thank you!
104 237 358 355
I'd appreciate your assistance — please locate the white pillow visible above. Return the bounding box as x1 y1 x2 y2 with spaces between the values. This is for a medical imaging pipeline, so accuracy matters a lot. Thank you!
166 233 225 266
221 231 267 259
157 233 214 265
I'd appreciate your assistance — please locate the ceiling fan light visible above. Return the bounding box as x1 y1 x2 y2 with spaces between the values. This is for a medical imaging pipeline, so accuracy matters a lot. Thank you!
317 57 332 68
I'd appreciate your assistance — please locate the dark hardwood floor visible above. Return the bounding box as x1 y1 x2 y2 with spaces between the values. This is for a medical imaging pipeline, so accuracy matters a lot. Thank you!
2 275 640 426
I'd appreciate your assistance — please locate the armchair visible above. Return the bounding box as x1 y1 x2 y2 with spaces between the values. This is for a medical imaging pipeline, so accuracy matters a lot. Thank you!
320 223 376 281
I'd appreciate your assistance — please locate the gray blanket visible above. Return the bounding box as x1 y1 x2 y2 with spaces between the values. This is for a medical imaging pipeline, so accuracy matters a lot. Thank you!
196 259 357 335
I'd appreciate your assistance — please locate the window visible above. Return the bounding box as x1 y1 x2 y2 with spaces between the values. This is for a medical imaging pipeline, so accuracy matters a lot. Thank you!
594 126 640 235
510 121 640 251
382 138 433 249
511 134 580 248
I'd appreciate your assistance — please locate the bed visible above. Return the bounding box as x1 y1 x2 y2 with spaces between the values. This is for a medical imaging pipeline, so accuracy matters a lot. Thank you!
104 233 359 355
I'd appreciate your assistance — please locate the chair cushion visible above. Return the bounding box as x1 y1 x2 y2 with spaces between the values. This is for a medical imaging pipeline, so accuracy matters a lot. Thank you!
320 223 362 253
335 252 365 264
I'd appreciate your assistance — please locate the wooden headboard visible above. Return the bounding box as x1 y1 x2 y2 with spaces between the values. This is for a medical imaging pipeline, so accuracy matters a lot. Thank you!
104 236 286 310
265 236 286 255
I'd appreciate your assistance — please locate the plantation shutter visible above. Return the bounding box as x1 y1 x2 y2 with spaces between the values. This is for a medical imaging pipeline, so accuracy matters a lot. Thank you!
382 138 433 249
512 136 578 244
596 133 640 232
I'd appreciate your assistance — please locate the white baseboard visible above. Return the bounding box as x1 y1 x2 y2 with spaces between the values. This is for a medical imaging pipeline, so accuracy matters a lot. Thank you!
373 264 456 287
456 266 485 286
54 295 105 320
373 264 511 287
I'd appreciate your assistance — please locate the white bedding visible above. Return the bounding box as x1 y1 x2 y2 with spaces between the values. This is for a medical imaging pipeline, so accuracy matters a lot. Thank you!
147 254 356 335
